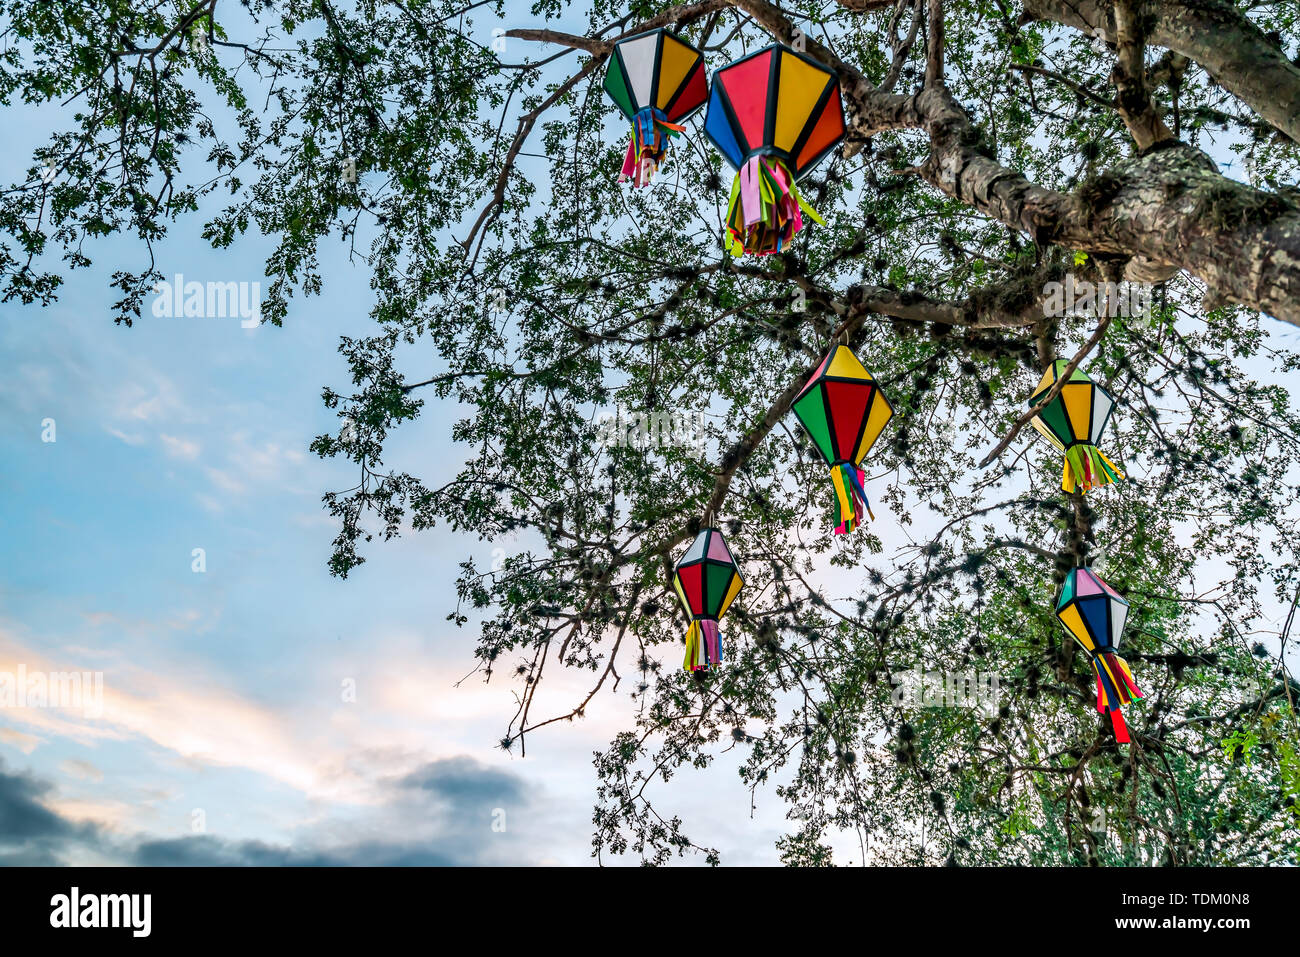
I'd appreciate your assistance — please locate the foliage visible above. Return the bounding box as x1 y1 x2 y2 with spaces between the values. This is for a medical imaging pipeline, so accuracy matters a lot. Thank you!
2 0 1298 864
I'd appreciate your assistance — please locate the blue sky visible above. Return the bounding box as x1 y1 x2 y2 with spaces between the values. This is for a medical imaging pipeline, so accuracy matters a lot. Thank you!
0 6 808 864
1 217 763 865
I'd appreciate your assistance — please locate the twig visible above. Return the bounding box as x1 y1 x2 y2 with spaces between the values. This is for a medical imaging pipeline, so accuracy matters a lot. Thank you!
977 313 1114 468
881 0 923 94
1011 63 1116 110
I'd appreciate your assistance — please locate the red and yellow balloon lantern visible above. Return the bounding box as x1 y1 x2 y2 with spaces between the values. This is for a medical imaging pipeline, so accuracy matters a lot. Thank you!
672 527 744 671
791 344 895 534
703 44 846 255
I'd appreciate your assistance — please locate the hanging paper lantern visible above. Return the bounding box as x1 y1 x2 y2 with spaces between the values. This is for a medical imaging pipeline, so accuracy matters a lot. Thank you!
791 344 894 534
602 29 708 187
1056 567 1143 743
1027 360 1126 493
703 44 846 255
672 527 744 671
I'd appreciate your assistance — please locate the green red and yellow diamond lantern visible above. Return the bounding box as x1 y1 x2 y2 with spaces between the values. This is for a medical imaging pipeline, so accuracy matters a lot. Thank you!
602 28 708 187
703 44 846 255
1028 360 1125 494
1056 567 1143 743
672 527 743 671
791 344 894 534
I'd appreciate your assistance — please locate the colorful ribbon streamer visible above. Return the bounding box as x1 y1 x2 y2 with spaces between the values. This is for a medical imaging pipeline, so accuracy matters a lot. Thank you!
1091 650 1142 743
683 618 722 671
620 107 686 187
1062 443 1126 494
725 154 823 256
830 462 873 535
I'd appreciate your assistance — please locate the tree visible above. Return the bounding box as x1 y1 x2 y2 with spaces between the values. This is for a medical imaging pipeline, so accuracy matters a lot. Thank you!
2 0 1298 864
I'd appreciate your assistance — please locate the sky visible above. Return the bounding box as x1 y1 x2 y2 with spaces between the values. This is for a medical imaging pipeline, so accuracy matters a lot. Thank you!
0 171 802 866
1 5 1297 868
0 4 819 867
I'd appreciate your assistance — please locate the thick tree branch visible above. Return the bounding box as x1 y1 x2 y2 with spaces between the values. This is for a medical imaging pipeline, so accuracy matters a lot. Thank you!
925 0 944 88
794 272 1054 329
1110 0 1175 150
503 28 610 55
890 87 1300 326
734 0 1300 319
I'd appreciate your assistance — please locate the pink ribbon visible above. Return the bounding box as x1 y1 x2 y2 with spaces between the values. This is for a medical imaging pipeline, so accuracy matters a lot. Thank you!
619 140 636 182
739 156 763 227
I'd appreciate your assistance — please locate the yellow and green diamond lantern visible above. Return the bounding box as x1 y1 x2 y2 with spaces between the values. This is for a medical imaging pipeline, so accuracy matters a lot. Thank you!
602 28 708 187
672 527 743 671
703 44 846 255
1027 360 1125 493
791 344 894 534
1056 567 1143 743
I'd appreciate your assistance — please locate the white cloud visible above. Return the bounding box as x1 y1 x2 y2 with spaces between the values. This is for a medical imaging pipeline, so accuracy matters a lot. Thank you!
107 428 147 446
0 624 533 808
112 375 193 424
0 726 41 753
226 432 307 481
59 758 103 782
159 433 201 460
204 466 246 495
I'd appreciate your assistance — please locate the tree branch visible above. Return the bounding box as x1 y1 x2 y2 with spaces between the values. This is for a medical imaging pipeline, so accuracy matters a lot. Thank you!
503 28 610 55
1012 63 1117 110
925 0 944 88
880 0 924 93
977 312 1114 468
794 273 1054 329
1110 0 1175 150
890 87 1300 325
